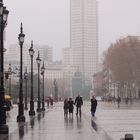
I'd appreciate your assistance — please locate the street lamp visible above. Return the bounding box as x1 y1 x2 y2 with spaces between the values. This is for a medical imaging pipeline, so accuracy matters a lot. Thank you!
54 79 58 102
117 82 120 98
24 67 28 110
8 64 12 97
0 0 9 134
41 62 45 111
113 83 115 98
36 51 42 112
17 23 25 122
29 40 35 116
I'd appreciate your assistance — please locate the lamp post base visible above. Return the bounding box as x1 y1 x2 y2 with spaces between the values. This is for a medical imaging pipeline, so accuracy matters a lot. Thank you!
37 108 42 112
17 103 25 122
0 124 9 134
42 108 45 111
25 107 28 110
29 110 35 116
17 115 25 122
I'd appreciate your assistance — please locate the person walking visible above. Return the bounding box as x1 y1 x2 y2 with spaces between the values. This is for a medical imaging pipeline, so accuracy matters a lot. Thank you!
50 97 53 107
91 95 97 117
68 98 75 117
63 98 69 117
75 94 83 117
117 96 121 108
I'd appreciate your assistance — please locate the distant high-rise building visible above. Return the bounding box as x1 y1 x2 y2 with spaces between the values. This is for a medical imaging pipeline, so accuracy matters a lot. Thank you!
62 48 71 65
6 44 53 72
70 0 98 82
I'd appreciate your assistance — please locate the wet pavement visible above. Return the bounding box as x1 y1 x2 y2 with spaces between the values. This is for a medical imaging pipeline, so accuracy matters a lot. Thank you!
3 104 102 140
84 101 140 140
0 101 140 140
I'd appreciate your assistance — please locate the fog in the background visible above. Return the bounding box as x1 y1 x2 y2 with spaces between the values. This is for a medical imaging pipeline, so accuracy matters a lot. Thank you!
4 0 140 60
99 0 140 58
4 0 70 60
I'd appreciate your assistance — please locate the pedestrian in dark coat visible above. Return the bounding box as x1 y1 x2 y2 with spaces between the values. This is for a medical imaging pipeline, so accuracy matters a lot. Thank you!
50 97 53 107
68 98 74 117
117 96 121 108
64 98 69 117
75 94 83 116
91 95 97 117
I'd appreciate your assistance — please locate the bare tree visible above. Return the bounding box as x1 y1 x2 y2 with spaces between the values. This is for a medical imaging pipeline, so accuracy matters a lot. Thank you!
103 36 140 99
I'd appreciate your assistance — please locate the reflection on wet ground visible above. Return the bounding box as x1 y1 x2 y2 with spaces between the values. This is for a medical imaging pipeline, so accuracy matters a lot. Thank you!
30 117 35 129
76 116 82 129
64 116 73 130
91 119 98 131
1 103 115 140
1 113 37 140
90 117 113 140
37 113 41 121
63 111 114 140
42 112 45 118
64 114 82 129
18 124 24 139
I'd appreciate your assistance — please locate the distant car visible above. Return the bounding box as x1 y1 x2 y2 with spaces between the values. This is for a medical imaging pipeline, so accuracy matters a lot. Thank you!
96 96 102 101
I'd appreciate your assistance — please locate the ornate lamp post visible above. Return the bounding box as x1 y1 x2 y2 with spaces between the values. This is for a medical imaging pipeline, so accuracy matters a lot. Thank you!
17 23 25 122
8 64 12 97
41 62 45 111
54 79 58 102
113 83 115 98
24 67 28 110
29 40 35 115
36 51 42 112
0 0 9 134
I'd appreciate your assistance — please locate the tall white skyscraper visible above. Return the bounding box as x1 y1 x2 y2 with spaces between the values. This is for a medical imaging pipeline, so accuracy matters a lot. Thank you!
70 0 98 81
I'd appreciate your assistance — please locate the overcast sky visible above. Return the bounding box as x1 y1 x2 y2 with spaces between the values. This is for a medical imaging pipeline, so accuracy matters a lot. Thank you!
4 0 140 60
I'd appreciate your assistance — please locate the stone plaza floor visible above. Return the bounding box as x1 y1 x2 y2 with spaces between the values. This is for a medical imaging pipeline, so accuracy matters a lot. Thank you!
0 101 140 140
